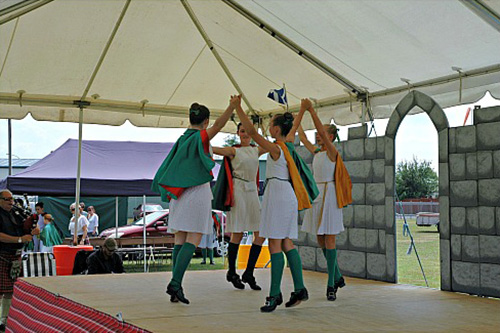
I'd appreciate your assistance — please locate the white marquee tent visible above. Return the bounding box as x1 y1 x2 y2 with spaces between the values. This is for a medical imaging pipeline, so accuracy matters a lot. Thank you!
1 0 500 132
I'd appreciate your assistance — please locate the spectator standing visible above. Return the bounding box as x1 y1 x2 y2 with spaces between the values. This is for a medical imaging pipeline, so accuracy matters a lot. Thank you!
87 206 99 237
33 202 45 251
79 202 88 217
68 203 89 245
87 238 124 274
199 212 220 265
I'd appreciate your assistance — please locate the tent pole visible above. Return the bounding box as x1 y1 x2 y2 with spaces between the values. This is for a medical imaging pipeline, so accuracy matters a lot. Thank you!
80 0 131 100
7 119 12 176
143 195 147 273
181 0 258 117
115 196 119 239
0 0 54 26
73 107 84 245
222 0 362 94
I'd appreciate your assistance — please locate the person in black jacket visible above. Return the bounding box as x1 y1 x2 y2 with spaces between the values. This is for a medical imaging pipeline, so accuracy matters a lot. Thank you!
87 238 124 275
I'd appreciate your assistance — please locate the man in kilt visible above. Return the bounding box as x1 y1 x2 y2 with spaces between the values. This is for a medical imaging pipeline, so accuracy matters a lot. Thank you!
0 189 40 330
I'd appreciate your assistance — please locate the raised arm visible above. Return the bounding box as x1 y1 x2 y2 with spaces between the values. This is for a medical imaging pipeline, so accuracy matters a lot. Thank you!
298 124 318 155
285 99 308 142
206 95 240 140
258 146 268 156
212 146 236 158
308 103 338 161
235 105 280 160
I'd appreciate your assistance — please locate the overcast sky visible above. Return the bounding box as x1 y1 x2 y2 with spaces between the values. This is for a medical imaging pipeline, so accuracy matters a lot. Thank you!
0 92 498 172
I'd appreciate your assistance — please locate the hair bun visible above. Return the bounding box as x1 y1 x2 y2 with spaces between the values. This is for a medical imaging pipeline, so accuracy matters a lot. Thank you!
190 103 200 115
284 112 294 125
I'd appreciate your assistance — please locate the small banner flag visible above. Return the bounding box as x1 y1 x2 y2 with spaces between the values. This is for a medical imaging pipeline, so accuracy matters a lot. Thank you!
267 87 288 105
463 107 471 126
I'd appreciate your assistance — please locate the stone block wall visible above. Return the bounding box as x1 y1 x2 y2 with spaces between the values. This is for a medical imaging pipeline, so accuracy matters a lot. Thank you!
448 106 500 297
293 91 500 298
294 124 394 283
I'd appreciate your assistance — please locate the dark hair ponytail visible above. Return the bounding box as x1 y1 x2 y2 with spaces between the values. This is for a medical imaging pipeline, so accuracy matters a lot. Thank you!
272 112 294 137
189 103 210 125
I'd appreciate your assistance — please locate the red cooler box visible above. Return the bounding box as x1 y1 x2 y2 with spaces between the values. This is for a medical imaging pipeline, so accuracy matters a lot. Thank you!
53 245 94 276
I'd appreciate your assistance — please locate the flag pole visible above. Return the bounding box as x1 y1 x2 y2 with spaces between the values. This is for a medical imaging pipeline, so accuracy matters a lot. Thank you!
283 83 288 112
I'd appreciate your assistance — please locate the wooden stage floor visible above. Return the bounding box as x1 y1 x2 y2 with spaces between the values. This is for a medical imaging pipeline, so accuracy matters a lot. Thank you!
23 269 500 332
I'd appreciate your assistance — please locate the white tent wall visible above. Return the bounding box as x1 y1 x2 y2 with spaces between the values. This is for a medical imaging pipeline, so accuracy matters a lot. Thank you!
1 0 499 131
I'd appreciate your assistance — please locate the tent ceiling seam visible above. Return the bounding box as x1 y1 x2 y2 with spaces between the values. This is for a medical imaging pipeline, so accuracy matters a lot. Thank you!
223 0 362 95
248 0 388 90
0 0 39 16
257 63 500 117
212 41 301 101
181 0 257 115
0 17 19 79
80 0 131 101
460 0 500 33
0 92 227 117
0 0 53 25
165 44 207 105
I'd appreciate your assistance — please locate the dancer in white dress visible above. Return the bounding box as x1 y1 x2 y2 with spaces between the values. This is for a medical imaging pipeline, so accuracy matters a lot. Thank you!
152 95 241 305
298 99 347 301
213 123 267 290
235 99 312 313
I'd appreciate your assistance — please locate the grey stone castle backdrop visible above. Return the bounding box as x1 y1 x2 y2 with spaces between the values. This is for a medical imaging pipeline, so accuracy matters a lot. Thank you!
293 90 500 298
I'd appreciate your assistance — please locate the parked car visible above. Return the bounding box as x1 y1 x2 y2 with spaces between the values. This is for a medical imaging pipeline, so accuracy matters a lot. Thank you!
133 203 164 221
100 209 229 242
100 210 170 239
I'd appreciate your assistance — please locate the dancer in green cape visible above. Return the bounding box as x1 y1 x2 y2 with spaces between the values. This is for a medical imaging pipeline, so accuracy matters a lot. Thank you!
152 95 241 304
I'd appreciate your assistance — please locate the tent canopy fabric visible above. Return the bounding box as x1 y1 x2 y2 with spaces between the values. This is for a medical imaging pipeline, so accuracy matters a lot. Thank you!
0 0 499 131
0 138 221 196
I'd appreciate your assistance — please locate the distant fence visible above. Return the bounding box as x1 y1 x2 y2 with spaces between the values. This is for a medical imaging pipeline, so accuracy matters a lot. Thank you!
395 200 439 218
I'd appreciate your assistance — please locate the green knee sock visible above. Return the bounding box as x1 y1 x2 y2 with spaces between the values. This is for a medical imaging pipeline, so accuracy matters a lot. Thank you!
201 248 207 262
333 249 342 282
208 248 214 263
325 249 336 287
322 247 327 258
285 248 305 292
170 242 196 288
172 244 182 270
1 297 11 324
270 252 285 297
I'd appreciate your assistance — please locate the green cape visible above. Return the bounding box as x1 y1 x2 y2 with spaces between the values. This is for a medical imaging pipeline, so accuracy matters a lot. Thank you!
152 129 215 202
40 223 63 247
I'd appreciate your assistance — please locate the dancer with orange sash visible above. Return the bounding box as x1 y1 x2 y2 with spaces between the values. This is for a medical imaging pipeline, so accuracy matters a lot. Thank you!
152 95 240 305
298 98 352 301
235 99 318 312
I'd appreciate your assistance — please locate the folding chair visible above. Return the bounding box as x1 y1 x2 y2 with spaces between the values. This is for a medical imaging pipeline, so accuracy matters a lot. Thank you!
22 252 57 277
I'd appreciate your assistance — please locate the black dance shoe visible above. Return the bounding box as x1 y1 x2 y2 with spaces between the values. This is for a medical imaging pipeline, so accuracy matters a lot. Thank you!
210 261 215 265
242 272 262 291
166 284 190 304
260 293 283 313
285 288 309 308
226 272 245 290
334 276 346 293
200 260 206 265
327 286 337 301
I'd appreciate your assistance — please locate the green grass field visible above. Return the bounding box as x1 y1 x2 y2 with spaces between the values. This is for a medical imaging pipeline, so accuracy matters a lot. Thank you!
123 219 441 290
396 217 440 289
123 255 225 273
